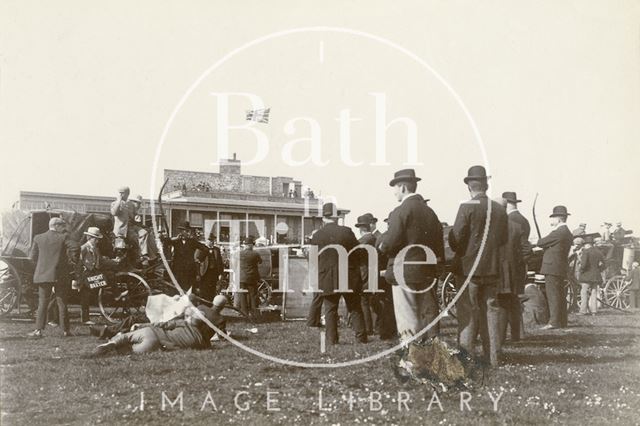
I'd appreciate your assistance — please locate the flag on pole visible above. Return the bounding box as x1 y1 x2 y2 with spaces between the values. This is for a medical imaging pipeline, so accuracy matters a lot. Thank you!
246 108 270 123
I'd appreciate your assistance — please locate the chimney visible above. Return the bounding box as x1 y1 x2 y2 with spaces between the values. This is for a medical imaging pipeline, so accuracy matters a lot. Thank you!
220 153 241 175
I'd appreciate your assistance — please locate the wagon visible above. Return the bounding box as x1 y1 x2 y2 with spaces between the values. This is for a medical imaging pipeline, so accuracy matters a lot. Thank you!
598 242 638 310
0 209 171 322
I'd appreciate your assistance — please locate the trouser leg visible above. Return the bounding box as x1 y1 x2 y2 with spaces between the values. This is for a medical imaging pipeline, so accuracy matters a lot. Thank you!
35 283 53 330
322 294 340 344
80 286 92 322
457 277 479 354
307 293 324 327
485 286 506 366
344 293 367 343
579 283 590 314
589 285 598 313
545 275 564 328
361 293 373 335
111 327 161 354
508 294 522 341
53 280 70 332
238 281 250 316
630 290 639 309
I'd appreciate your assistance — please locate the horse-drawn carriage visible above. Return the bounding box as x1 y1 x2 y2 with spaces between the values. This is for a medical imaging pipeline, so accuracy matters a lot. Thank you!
0 209 176 323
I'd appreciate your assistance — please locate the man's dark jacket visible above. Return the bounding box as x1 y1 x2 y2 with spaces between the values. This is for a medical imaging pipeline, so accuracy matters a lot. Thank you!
310 222 361 294
537 225 573 277
509 210 531 242
381 194 444 289
30 230 79 283
579 246 605 284
168 237 207 273
448 194 508 278
357 232 380 289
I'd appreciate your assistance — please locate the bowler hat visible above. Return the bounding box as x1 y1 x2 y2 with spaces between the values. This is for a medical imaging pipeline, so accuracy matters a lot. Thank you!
49 217 65 227
177 221 191 230
502 191 521 203
463 165 490 184
549 205 570 217
389 169 421 187
355 213 377 227
84 226 103 239
322 202 338 218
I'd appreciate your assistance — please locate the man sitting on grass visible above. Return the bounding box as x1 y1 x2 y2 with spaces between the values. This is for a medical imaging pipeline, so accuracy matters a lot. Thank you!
92 295 227 356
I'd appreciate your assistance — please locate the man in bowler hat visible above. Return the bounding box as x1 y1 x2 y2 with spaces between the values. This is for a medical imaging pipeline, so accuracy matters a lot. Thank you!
449 165 508 366
309 203 367 344
380 169 444 344
537 205 574 329
164 222 208 292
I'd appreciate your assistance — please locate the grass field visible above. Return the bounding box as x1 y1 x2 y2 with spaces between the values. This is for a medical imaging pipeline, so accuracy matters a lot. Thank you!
1 308 639 425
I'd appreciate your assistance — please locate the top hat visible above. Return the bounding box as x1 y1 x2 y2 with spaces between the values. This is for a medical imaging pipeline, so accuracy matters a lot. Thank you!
463 165 490 184
549 205 570 217
502 191 521 203
355 213 377 227
322 202 339 218
389 169 421 187
84 226 103 239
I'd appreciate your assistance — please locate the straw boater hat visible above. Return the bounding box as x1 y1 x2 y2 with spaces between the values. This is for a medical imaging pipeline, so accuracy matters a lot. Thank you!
84 227 103 239
389 169 421 187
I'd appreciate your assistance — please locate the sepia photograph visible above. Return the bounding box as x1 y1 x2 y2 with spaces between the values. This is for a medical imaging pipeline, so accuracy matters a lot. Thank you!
1 1 639 424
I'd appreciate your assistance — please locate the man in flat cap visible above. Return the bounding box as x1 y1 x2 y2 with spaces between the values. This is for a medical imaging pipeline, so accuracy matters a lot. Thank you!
449 165 508 366
537 205 574 329
28 217 79 337
309 202 367 344
380 169 444 344
572 223 587 237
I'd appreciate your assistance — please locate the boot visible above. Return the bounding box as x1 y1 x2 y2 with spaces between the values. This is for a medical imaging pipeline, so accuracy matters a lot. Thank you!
487 302 507 367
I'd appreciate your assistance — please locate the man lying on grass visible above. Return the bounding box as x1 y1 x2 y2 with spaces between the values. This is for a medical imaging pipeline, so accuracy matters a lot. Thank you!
91 295 227 356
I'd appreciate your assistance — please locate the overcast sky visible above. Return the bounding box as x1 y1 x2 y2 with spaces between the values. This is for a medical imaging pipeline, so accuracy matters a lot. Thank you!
1 0 639 237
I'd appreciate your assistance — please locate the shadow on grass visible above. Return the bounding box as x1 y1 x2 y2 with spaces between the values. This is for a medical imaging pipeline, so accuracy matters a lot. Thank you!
516 332 638 349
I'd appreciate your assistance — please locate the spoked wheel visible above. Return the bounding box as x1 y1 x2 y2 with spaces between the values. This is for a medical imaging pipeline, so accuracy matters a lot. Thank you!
440 272 457 318
603 275 630 310
98 272 151 323
0 261 21 317
564 278 578 312
257 279 272 307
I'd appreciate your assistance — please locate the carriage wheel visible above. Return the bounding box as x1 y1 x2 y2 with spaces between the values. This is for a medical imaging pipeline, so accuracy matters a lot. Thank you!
440 272 457 318
0 262 21 317
603 275 630 310
257 279 272 307
564 278 577 312
98 272 151 323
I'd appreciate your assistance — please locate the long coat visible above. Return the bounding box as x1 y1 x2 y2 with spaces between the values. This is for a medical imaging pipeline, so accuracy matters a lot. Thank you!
30 230 78 283
499 218 531 294
357 232 379 289
449 194 508 278
537 225 573 277
310 222 361 294
508 210 531 242
381 193 444 289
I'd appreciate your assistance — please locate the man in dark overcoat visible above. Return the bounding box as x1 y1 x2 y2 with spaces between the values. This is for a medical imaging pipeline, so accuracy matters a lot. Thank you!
449 165 508 366
537 205 574 329
309 203 367 345
28 217 79 337
380 169 444 344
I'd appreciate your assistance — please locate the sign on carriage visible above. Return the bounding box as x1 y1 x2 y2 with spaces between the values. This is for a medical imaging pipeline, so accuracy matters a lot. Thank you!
86 273 108 290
